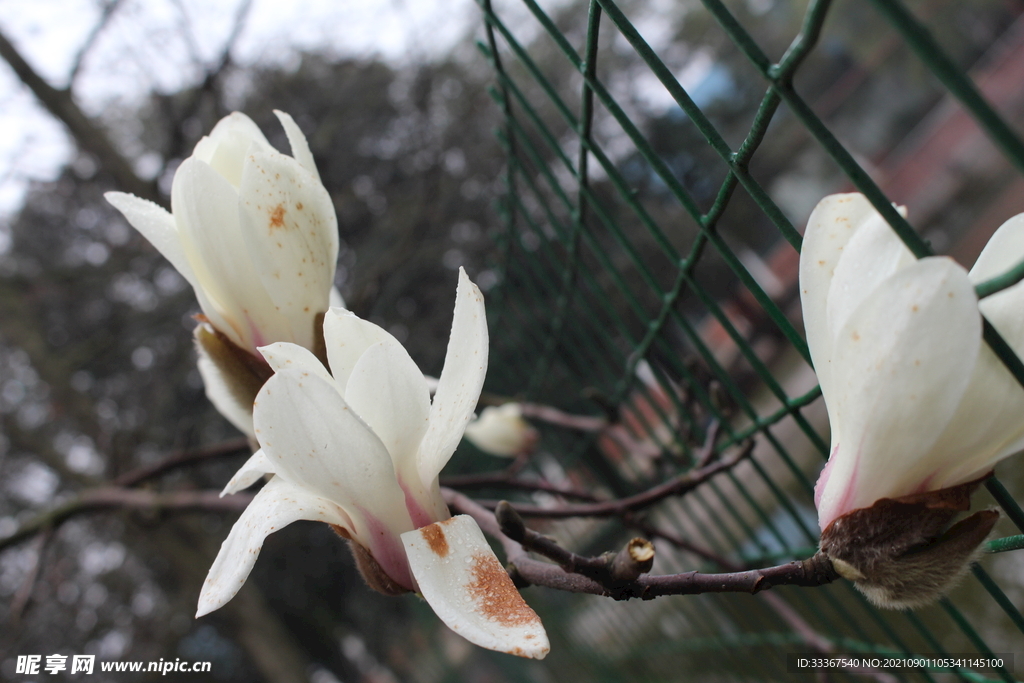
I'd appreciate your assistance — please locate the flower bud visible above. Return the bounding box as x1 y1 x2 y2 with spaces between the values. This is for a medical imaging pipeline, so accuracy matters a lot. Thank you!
819 478 998 609
464 403 539 457
106 111 340 435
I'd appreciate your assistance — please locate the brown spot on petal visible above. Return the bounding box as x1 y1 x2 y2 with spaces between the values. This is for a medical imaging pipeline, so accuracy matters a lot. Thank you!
421 523 450 557
469 552 540 627
269 204 287 229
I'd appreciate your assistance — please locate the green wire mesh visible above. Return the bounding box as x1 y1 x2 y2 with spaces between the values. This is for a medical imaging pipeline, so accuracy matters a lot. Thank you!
470 0 1024 680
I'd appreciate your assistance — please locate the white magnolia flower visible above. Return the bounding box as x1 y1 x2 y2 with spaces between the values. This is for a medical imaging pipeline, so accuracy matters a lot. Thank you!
106 110 340 355
801 193 1024 532
197 269 549 659
106 111 340 435
464 403 538 457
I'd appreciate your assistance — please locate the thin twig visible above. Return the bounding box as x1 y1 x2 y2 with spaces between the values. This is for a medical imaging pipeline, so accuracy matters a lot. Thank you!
0 26 160 202
440 472 601 501
444 488 838 600
517 402 607 431
473 438 754 518
67 0 123 86
621 516 735 568
0 489 252 552
3 437 251 553
9 528 51 622
114 437 251 487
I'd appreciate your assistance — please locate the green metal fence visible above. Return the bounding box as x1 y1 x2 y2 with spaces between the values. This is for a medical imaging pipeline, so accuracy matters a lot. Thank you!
469 0 1024 680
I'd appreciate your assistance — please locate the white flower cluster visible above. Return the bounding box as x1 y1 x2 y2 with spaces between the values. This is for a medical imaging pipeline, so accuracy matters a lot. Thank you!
107 112 548 658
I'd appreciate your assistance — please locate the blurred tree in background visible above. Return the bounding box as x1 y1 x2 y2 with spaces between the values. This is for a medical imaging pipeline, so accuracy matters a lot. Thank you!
2 0 1023 681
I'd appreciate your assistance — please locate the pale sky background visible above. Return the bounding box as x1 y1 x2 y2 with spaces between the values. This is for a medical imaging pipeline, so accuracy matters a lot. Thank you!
0 0 490 225
0 0 714 248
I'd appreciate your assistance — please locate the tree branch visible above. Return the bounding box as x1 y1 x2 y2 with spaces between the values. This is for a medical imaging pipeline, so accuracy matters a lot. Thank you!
67 0 124 86
9 528 51 622
0 26 160 203
0 488 252 552
439 471 601 501
517 401 607 431
444 489 838 600
113 436 251 487
472 437 755 518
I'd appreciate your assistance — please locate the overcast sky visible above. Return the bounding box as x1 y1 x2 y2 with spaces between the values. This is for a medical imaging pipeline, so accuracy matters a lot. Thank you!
0 0 489 224
0 0 707 246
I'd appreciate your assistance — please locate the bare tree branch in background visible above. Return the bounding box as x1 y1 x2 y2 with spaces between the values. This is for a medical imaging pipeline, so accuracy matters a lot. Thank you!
160 0 253 170
67 0 124 86
445 490 840 599
469 437 754 519
113 436 250 487
0 26 160 203
0 488 253 552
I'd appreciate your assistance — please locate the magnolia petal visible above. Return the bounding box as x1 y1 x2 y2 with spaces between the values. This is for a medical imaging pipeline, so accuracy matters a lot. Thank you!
417 268 489 486
274 110 321 183
329 286 345 309
799 194 878 404
971 211 1024 371
402 515 549 659
322 308 393 392
252 368 413 536
172 157 287 350
104 192 199 288
237 148 338 349
222 449 276 495
196 477 351 617
196 342 256 437
969 213 1024 284
975 282 1024 458
927 344 1024 486
927 221 1024 481
344 337 431 473
818 258 980 526
825 206 915 339
258 341 334 386
192 112 273 188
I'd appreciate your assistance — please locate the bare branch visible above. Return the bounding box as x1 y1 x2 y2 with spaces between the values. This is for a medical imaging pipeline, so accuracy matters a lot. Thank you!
0 26 161 203
620 516 735 568
445 488 839 600
9 528 51 622
114 436 251 487
440 471 601 501
473 437 755 518
517 402 607 431
1 437 250 552
68 0 124 86
0 488 252 552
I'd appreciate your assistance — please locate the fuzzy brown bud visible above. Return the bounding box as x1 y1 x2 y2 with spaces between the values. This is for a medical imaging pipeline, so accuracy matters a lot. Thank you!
194 323 273 418
330 524 410 596
818 476 998 610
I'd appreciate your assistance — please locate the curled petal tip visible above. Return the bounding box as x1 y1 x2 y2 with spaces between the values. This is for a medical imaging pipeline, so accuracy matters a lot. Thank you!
403 515 549 659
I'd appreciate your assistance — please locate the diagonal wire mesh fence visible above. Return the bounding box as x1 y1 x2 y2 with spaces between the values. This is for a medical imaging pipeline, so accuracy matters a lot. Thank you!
465 0 1024 680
